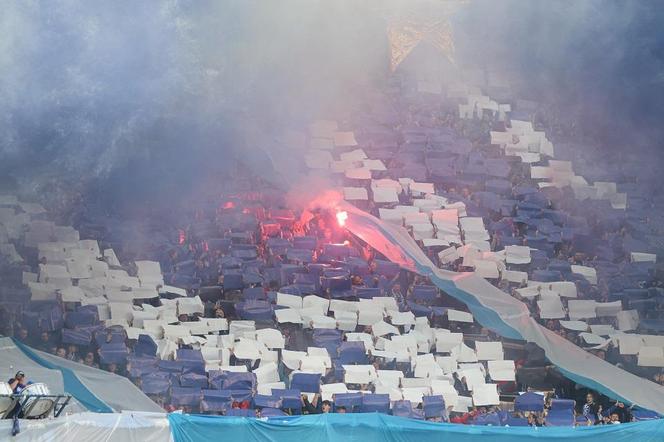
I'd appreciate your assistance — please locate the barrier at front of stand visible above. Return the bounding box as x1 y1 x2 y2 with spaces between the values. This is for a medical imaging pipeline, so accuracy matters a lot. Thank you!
167 413 664 442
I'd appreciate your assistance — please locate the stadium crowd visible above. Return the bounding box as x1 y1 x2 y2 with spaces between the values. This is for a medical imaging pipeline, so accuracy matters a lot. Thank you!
1 70 663 426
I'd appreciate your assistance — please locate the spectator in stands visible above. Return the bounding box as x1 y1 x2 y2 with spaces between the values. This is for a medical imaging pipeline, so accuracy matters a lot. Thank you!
335 406 347 414
449 409 478 424
602 411 622 425
8 371 28 393
527 413 542 427
35 331 51 352
231 400 250 410
15 327 29 344
81 351 99 368
453 373 470 396
602 401 632 423
55 347 67 359
66 344 79 361
543 393 553 411
301 394 322 414
582 393 602 425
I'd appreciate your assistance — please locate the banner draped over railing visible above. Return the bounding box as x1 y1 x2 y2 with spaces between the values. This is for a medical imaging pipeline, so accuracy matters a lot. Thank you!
167 412 664 442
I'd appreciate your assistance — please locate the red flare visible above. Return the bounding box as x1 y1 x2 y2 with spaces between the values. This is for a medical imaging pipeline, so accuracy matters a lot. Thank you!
336 211 348 227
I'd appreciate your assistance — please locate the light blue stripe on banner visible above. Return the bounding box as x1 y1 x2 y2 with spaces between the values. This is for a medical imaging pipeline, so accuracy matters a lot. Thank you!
167 412 664 442
13 338 113 413
427 269 639 408
426 270 523 340
345 205 523 339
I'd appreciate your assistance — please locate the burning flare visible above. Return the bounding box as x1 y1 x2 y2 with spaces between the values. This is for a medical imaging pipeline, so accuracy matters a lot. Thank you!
336 211 348 227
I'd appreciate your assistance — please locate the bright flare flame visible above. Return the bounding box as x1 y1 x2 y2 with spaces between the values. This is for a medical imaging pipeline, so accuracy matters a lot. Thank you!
336 211 348 227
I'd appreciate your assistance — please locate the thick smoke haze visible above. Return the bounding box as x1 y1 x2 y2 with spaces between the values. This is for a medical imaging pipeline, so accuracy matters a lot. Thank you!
455 0 664 150
1 1 663 212
0 1 387 207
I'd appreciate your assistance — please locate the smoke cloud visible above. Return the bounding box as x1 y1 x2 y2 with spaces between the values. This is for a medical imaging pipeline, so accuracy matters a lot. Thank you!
455 0 664 150
0 1 386 204
1 0 663 211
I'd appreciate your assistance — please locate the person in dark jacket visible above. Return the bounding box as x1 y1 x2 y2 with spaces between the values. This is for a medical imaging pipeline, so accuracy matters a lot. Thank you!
582 393 602 425
301 394 322 414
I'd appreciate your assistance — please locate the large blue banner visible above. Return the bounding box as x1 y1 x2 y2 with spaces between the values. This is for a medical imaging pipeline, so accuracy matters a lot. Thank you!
168 413 664 442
